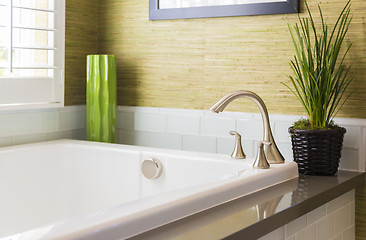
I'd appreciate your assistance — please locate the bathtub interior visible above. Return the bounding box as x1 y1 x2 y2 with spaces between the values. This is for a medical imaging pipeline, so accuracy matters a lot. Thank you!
0 140 263 238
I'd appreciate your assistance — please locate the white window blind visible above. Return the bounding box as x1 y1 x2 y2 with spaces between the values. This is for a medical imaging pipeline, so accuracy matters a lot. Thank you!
0 0 64 110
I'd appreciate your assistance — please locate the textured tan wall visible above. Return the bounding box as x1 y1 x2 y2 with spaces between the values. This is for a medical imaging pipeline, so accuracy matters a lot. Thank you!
65 0 99 105
98 0 366 118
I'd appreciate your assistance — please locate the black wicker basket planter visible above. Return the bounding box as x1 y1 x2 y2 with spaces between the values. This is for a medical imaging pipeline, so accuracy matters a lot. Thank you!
289 127 346 176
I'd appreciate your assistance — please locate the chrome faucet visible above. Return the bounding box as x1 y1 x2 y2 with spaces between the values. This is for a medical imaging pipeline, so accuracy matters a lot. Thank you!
210 90 285 164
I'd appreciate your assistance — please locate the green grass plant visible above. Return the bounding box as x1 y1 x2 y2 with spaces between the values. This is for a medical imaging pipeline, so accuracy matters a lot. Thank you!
283 0 353 129
291 118 340 131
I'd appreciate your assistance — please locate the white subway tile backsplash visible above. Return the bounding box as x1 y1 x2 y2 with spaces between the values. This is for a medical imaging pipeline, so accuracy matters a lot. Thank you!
253 140 260 158
28 112 58 133
200 116 235 137
167 114 200 135
342 225 355 240
343 190 355 203
276 142 293 162
0 137 12 147
135 112 166 132
117 111 135 130
182 135 216 153
130 131 151 147
150 133 181 150
72 128 87 140
285 214 307 237
351 202 355 226
0 108 137 146
208 110 253 119
13 134 45 145
316 214 335 240
268 114 300 122
307 205 327 225
0 106 86 146
261 191 354 240
45 131 73 141
335 205 351 235
0 114 28 137
130 106 160 113
236 119 264 141
0 107 83 150
115 106 365 172
118 130 150 147
332 234 342 240
296 223 316 240
118 130 130 144
1 105 364 174
343 126 361 148
327 195 345 214
339 148 360 171
161 107 204 116
335 117 366 127
274 121 292 142
258 227 284 240
59 109 86 131
216 137 234 155
243 140 254 158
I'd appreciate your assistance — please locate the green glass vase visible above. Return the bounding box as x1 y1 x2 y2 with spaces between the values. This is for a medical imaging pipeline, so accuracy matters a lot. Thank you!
87 55 117 143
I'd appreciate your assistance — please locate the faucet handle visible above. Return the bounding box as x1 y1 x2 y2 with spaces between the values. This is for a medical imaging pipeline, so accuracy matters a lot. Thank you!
253 141 271 169
229 131 241 140
229 131 246 159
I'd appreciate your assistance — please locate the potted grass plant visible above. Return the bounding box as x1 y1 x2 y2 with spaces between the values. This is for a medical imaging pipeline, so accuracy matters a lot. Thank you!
283 0 353 175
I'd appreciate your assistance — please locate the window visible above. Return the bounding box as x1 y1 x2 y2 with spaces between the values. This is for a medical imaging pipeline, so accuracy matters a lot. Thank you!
0 0 64 110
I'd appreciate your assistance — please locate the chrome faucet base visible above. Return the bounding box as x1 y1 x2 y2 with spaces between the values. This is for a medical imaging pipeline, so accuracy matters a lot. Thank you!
210 90 285 165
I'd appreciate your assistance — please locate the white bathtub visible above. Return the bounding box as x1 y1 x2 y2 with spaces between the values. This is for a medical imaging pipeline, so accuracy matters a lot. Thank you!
0 140 298 240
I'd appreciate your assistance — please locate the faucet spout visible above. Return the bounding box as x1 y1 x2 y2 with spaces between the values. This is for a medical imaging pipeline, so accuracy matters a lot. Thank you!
210 90 285 164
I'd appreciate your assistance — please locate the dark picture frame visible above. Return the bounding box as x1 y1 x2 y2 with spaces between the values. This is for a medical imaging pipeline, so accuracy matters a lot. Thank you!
149 0 299 20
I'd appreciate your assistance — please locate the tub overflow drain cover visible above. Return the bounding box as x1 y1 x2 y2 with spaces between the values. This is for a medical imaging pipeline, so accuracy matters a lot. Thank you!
142 158 163 179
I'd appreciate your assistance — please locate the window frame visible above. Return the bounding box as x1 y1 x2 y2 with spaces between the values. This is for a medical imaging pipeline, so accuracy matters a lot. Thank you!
0 0 65 111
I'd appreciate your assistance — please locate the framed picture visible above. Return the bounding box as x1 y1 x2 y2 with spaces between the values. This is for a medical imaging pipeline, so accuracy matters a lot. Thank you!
150 0 299 20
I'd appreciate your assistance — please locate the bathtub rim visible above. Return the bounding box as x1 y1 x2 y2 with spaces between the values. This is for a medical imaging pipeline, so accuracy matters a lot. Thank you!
0 139 298 240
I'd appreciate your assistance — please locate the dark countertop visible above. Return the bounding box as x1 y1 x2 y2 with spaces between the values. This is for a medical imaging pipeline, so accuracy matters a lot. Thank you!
130 170 365 240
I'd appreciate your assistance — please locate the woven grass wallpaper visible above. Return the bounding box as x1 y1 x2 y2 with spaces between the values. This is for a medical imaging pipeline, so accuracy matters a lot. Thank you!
98 0 366 118
65 0 99 105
